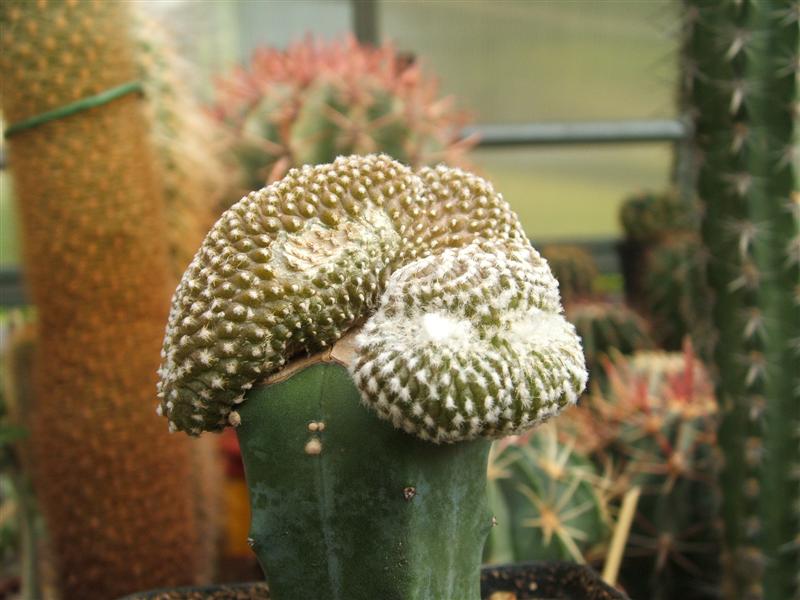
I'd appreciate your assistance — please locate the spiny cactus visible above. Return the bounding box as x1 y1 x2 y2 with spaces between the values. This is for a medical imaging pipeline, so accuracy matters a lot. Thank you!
485 423 609 566
133 11 228 277
681 2 799 598
584 345 720 600
0 1 204 597
541 244 599 303
641 233 712 352
158 154 588 598
565 301 653 380
211 36 474 195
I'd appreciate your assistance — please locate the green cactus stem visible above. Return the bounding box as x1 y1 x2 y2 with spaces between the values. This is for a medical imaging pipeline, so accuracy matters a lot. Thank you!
238 350 492 600
682 2 800 598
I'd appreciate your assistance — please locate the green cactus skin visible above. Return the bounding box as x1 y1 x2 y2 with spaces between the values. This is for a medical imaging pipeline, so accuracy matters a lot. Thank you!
541 245 599 303
484 425 608 566
682 2 800 598
237 359 493 600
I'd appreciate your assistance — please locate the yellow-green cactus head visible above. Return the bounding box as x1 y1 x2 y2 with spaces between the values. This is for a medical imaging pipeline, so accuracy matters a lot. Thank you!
157 154 586 441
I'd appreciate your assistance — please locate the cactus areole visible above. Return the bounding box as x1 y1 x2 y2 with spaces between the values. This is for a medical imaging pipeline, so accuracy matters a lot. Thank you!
157 154 587 599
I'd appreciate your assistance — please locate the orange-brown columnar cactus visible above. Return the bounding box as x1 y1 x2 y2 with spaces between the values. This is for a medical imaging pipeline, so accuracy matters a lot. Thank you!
0 1 203 598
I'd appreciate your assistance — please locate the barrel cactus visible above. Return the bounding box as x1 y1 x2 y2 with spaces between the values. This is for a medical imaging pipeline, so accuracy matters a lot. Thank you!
485 423 609 566
641 233 712 352
211 36 475 196
681 2 799 598
157 154 588 599
541 244 599 303
592 345 720 600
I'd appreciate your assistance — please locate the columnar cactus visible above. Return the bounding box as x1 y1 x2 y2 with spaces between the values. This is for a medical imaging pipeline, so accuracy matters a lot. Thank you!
211 36 475 196
157 154 588 598
681 2 799 598
0 1 204 597
133 11 228 277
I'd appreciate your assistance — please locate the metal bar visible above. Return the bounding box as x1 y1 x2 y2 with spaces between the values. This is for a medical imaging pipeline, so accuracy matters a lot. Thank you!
351 0 379 46
466 119 690 147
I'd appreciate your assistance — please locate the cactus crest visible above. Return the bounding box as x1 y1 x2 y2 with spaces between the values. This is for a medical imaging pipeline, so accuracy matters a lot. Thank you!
157 154 586 441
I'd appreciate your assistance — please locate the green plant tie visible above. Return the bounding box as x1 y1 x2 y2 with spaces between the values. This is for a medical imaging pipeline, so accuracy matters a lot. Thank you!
4 81 143 138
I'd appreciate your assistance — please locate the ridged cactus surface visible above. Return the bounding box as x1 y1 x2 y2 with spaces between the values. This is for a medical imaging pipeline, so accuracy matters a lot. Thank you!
158 154 587 442
0 1 202 597
682 2 799 598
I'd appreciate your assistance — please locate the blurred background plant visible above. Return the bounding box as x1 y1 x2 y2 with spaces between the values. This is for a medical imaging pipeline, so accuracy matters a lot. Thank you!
210 34 475 201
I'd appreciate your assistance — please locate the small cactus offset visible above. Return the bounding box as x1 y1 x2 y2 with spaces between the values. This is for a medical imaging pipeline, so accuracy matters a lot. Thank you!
541 244 599 303
211 36 475 195
158 154 588 599
681 2 800 598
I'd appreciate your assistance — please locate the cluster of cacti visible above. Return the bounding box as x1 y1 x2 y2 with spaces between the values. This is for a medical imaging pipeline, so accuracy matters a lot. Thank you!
0 1 205 597
541 244 599 303
680 2 799 598
565 301 653 378
211 36 475 195
567 344 720 599
484 423 610 566
132 11 229 277
158 154 588 598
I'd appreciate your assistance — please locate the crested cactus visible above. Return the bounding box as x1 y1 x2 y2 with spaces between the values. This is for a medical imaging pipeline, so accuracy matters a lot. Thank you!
541 244 599 303
681 2 800 598
0 1 204 597
211 36 474 196
565 301 653 380
158 154 588 598
484 423 609 566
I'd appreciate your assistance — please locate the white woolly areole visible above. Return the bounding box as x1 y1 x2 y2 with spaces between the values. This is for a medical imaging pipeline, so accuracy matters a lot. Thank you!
420 313 472 345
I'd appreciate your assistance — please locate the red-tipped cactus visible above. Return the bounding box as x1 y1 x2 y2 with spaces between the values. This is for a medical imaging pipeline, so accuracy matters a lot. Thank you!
211 36 475 195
